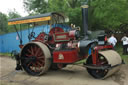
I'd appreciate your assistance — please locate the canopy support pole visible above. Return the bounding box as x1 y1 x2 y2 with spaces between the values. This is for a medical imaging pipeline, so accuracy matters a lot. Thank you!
14 25 22 45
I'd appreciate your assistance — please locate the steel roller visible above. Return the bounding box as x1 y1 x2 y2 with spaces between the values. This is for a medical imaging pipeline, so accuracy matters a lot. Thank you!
86 50 122 79
99 50 122 79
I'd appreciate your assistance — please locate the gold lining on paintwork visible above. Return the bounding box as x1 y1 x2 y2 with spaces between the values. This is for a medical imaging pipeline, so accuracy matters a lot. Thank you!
8 16 51 25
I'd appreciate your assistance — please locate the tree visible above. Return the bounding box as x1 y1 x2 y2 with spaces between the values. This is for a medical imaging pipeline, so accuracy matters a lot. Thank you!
8 9 21 19
24 0 48 14
23 0 83 14
0 12 8 34
23 0 128 33
0 10 22 35
89 0 128 32
23 0 83 26
7 9 23 33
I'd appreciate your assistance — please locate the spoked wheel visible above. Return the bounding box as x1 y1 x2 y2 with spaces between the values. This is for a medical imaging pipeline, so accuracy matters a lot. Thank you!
86 54 109 79
20 42 51 76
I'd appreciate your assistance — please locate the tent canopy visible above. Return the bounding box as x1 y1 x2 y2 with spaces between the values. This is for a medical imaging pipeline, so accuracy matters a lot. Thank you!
8 12 69 25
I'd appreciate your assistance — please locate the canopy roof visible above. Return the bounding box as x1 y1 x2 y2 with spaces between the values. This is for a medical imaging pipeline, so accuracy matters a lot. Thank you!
8 12 69 25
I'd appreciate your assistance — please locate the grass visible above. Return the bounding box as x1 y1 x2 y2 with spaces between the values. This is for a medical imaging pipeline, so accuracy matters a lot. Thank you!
0 52 11 56
115 43 128 64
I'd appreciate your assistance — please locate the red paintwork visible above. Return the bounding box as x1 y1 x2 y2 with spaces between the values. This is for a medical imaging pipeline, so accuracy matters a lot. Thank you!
49 27 64 34
34 26 113 65
35 32 46 41
92 49 97 65
105 36 107 41
54 32 69 42
94 45 113 50
33 26 113 65
34 27 67 44
92 45 113 65
53 49 83 63
48 27 64 44
34 27 77 45
69 30 76 40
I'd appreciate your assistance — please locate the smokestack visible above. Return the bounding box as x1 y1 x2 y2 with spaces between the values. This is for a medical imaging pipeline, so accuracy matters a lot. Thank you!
81 5 88 36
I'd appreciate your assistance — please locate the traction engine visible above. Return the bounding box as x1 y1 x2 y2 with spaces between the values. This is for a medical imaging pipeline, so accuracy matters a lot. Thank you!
8 5 123 79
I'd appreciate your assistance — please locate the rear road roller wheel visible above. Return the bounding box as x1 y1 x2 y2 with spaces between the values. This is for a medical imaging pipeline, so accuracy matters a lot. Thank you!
86 50 122 79
20 42 51 76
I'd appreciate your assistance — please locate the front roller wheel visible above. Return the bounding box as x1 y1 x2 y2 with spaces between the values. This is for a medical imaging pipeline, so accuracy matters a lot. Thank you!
20 42 51 76
86 54 109 79
86 50 122 79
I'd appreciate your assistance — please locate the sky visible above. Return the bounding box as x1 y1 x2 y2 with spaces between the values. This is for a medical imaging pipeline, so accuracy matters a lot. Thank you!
0 0 28 16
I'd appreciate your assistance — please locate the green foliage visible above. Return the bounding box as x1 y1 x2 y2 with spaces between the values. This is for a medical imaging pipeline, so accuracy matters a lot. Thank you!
8 9 21 19
23 0 128 32
48 0 83 28
89 0 128 31
23 0 82 13
0 12 8 34
0 53 11 57
23 0 83 28
0 10 25 35
24 0 48 14
7 10 22 34
67 7 82 27
115 43 128 64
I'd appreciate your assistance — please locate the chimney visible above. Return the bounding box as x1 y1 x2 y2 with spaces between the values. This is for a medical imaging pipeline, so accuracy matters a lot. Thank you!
81 5 88 36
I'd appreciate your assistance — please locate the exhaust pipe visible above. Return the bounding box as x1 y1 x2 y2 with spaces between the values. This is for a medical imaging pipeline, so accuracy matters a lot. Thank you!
78 4 97 56
81 5 89 36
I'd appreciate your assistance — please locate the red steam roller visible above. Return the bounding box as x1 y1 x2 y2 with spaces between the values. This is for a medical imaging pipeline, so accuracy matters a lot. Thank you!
8 4 123 79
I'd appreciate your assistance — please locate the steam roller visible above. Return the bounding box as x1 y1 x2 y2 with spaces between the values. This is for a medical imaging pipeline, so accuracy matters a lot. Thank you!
86 50 122 79
8 3 123 79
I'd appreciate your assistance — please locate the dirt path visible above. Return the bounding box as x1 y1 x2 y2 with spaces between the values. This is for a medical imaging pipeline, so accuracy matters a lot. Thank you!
0 56 128 85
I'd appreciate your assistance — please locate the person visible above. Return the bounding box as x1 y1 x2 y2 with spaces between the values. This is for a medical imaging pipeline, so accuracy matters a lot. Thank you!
108 34 117 48
121 34 128 55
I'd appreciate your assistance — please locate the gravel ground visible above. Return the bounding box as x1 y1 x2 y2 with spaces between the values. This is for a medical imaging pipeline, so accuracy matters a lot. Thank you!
0 56 128 85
